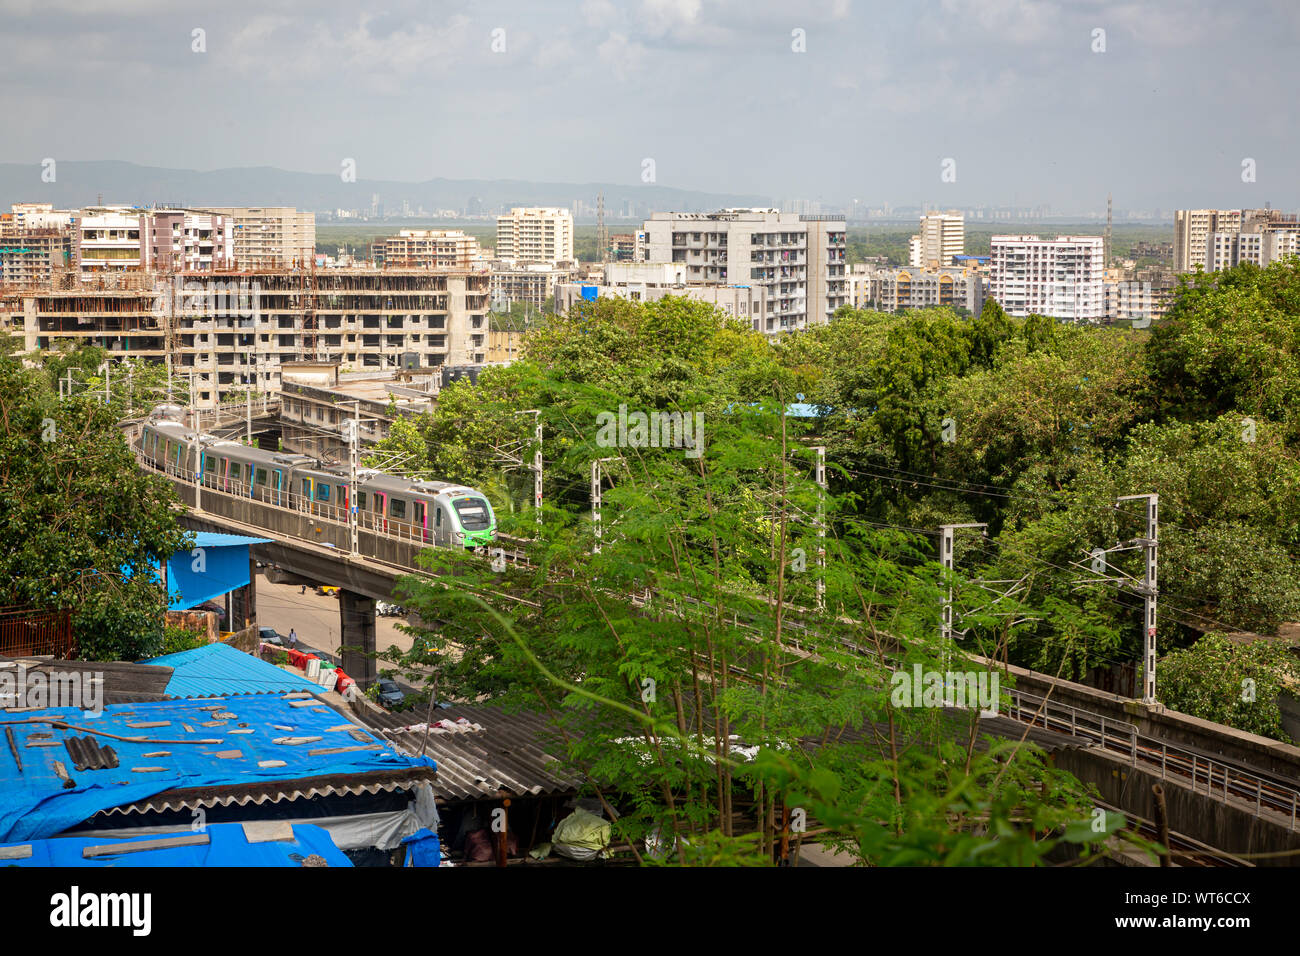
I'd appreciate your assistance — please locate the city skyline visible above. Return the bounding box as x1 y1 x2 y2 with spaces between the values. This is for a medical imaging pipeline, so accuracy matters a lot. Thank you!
2 0 1298 214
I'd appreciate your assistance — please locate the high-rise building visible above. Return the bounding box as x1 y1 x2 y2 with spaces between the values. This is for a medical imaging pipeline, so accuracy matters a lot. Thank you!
1173 209 1243 273
204 207 316 269
910 211 964 269
638 208 848 333
495 207 574 264
9 268 489 406
1201 209 1300 272
989 235 1105 322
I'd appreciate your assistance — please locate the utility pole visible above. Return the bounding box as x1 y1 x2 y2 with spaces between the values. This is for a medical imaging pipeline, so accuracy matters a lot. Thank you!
192 430 203 514
813 445 826 611
1117 493 1159 705
939 523 988 669
591 457 621 555
103 361 110 405
343 403 360 555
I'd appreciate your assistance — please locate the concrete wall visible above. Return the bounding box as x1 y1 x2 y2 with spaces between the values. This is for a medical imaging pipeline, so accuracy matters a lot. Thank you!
989 657 1300 780
1053 745 1300 866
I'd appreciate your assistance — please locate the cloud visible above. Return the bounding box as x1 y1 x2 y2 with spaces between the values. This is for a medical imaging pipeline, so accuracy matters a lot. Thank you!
597 31 649 81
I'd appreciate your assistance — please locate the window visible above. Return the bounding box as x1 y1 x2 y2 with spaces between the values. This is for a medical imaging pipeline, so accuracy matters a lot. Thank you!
302 479 312 497
317 483 331 502
229 462 242 481
358 491 367 511
435 507 442 527
205 456 217 473
255 468 268 486
390 498 407 520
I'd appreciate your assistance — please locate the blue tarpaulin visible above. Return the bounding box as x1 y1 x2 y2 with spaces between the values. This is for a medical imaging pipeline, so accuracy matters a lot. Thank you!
164 532 270 611
0 822 352 867
0 694 435 843
401 827 441 867
141 642 322 698
580 285 599 301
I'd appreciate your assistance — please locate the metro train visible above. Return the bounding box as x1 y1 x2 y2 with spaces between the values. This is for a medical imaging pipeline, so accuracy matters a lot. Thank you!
136 406 497 549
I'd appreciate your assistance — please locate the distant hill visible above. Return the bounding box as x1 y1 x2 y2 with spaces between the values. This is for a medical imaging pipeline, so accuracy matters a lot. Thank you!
0 160 771 219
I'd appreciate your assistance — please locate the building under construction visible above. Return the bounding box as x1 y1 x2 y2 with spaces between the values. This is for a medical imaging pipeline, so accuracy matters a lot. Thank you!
5 267 490 408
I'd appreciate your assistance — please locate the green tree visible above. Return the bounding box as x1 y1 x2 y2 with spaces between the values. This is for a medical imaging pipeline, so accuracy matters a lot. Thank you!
0 334 189 659
1159 633 1300 742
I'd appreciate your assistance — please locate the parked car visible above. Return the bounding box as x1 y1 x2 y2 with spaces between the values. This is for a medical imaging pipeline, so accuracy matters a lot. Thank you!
317 585 340 597
376 602 406 617
258 626 285 646
375 678 406 710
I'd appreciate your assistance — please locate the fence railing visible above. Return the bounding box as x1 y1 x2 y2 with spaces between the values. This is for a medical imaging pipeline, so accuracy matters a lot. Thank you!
140 451 472 551
1006 687 1300 830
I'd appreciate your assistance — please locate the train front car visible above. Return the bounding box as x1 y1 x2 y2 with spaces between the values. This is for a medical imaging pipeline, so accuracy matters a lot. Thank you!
442 488 497 549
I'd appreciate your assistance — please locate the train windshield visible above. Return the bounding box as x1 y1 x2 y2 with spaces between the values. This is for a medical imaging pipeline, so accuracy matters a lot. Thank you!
452 496 492 531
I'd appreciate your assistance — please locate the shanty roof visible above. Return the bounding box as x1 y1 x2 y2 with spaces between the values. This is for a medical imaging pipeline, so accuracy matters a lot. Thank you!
0 656 173 706
0 692 435 842
141 642 322 698
0 821 351 867
358 703 583 802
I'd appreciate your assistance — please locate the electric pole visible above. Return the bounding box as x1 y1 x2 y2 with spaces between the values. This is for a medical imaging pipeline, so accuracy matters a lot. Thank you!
814 445 826 611
1117 493 1159 705
591 457 621 554
939 523 988 669
344 403 360 555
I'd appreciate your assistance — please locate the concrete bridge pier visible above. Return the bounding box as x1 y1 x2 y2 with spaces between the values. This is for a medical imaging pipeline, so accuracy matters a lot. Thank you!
339 589 378 689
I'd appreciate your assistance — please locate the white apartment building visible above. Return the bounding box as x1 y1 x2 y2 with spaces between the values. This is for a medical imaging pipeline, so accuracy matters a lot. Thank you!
9 203 75 231
554 276 770 331
1206 227 1300 271
638 208 848 333
989 235 1105 322
376 230 483 269
496 207 574 264
489 261 574 310
204 207 316 269
909 211 964 269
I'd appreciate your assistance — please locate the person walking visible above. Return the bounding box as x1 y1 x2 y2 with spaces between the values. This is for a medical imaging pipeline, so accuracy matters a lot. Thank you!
300 584 307 594
289 628 298 649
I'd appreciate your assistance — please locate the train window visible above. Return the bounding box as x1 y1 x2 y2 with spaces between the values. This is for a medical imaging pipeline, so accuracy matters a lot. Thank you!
204 456 217 473
302 479 312 497
317 484 331 501
357 492 367 510
390 498 407 520
453 496 491 531
229 462 242 481
254 468 268 485
435 507 441 527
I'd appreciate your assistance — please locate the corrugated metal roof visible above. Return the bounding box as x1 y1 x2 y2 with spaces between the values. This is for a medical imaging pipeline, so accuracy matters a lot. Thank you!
0 693 435 842
93 768 436 819
141 643 323 698
0 657 173 705
358 704 583 802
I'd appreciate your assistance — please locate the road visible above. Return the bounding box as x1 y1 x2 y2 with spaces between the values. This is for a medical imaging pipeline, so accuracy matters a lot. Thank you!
254 571 418 664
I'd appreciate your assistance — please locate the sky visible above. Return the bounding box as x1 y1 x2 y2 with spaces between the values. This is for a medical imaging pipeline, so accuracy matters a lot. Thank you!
1 0 1298 215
